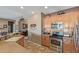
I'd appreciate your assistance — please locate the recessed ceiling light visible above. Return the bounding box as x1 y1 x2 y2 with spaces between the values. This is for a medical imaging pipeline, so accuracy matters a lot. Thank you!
20 6 24 9
32 11 35 14
45 6 48 9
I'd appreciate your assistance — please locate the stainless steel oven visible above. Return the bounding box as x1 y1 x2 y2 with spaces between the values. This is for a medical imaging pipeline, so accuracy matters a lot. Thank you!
50 22 63 52
50 32 63 52
50 38 63 52
51 38 62 47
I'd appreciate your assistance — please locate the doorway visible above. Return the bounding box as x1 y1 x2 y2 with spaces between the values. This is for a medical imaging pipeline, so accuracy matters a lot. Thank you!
8 21 14 33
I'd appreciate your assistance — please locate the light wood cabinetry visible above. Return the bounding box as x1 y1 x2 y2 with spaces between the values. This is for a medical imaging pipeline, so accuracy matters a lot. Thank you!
16 36 25 47
42 7 79 52
63 38 75 53
41 35 50 47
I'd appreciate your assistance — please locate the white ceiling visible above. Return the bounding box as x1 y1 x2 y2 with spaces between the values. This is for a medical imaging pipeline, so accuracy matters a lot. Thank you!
0 6 75 20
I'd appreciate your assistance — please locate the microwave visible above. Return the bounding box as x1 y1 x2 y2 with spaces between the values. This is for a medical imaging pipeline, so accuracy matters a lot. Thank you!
51 22 63 30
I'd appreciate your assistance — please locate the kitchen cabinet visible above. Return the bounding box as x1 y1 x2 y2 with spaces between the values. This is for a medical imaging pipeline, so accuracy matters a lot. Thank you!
16 36 25 47
63 38 75 53
41 35 50 47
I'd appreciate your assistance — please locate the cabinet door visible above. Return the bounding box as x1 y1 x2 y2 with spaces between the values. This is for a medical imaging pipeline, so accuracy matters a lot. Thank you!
41 36 46 46
16 37 24 47
45 36 50 47
41 35 50 47
63 39 75 53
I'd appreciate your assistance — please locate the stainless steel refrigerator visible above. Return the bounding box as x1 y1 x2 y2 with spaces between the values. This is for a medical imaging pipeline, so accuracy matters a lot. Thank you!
73 22 79 52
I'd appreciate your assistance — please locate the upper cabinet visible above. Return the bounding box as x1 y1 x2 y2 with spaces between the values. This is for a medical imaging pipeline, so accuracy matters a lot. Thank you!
43 9 79 33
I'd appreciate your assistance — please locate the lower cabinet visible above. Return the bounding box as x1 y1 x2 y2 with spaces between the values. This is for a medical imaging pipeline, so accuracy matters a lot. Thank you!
41 35 50 47
16 36 25 47
63 38 75 53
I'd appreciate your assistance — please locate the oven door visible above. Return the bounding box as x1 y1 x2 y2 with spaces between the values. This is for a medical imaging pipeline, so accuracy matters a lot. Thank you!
50 38 63 52
51 39 61 46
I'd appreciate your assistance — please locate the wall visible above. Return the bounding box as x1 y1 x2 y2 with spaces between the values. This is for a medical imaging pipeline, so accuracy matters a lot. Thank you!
0 19 8 32
27 13 41 44
0 18 16 33
27 13 41 35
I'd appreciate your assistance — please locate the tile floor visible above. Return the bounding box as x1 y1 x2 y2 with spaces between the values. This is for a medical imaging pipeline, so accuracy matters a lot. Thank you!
24 40 55 53
0 39 55 53
0 41 29 53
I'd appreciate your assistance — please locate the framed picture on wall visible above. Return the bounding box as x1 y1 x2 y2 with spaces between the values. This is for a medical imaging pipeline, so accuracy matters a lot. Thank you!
3 25 7 28
30 24 37 30
30 24 36 28
22 24 28 29
0 25 3 29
